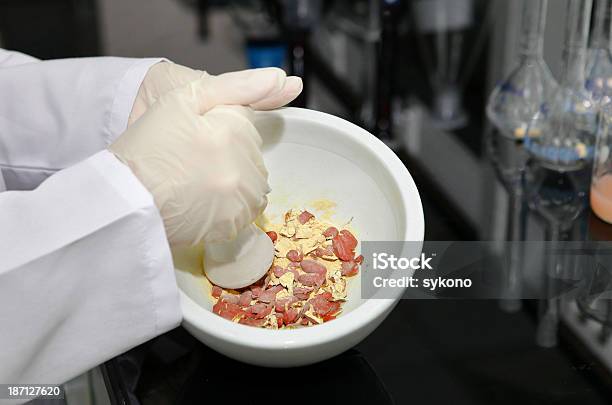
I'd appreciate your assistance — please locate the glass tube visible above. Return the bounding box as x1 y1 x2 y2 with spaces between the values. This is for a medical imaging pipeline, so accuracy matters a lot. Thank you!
590 0 611 49
585 0 612 105
525 0 597 171
413 0 472 130
591 103 612 221
487 0 557 140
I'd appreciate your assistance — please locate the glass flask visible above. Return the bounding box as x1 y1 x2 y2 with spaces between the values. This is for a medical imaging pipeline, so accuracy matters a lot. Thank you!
525 0 597 171
591 102 612 222
487 0 557 140
585 0 612 106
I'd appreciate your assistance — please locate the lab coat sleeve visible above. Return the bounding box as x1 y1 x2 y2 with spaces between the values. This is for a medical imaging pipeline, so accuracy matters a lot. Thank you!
0 51 163 190
0 150 182 391
0 49 39 67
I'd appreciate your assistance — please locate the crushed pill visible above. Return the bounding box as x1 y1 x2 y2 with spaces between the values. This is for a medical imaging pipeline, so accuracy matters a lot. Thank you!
208 209 361 329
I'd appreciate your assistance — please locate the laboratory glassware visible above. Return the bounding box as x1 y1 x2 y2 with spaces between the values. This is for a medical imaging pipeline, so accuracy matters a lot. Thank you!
525 161 590 347
576 211 612 329
413 0 473 130
487 0 557 140
487 130 529 313
585 0 612 106
525 0 597 171
591 102 612 222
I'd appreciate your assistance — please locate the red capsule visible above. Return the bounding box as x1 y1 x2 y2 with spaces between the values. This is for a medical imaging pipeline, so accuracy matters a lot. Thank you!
322 227 339 238
287 249 303 262
211 285 223 299
298 210 315 224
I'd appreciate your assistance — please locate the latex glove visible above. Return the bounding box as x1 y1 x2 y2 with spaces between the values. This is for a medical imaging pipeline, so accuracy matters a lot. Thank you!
111 76 281 246
128 61 303 125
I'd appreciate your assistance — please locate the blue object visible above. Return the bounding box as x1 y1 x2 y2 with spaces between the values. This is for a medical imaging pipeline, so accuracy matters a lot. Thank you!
246 43 286 69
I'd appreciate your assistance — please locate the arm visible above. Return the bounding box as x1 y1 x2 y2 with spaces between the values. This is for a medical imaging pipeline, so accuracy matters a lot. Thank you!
0 51 162 190
0 150 181 387
0 49 39 67
0 58 301 394
0 49 40 192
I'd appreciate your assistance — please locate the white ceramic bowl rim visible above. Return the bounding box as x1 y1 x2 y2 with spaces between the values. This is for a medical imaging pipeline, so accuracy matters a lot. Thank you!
179 107 424 350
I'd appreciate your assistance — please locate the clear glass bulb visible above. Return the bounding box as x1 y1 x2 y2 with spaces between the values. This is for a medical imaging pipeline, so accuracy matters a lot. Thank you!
525 0 597 171
487 0 557 140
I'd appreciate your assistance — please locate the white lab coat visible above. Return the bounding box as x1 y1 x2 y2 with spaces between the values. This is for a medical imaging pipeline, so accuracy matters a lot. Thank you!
0 49 182 397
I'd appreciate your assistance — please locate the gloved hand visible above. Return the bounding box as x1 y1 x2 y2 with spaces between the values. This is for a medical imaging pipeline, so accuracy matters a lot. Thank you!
128 61 303 125
112 69 300 246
